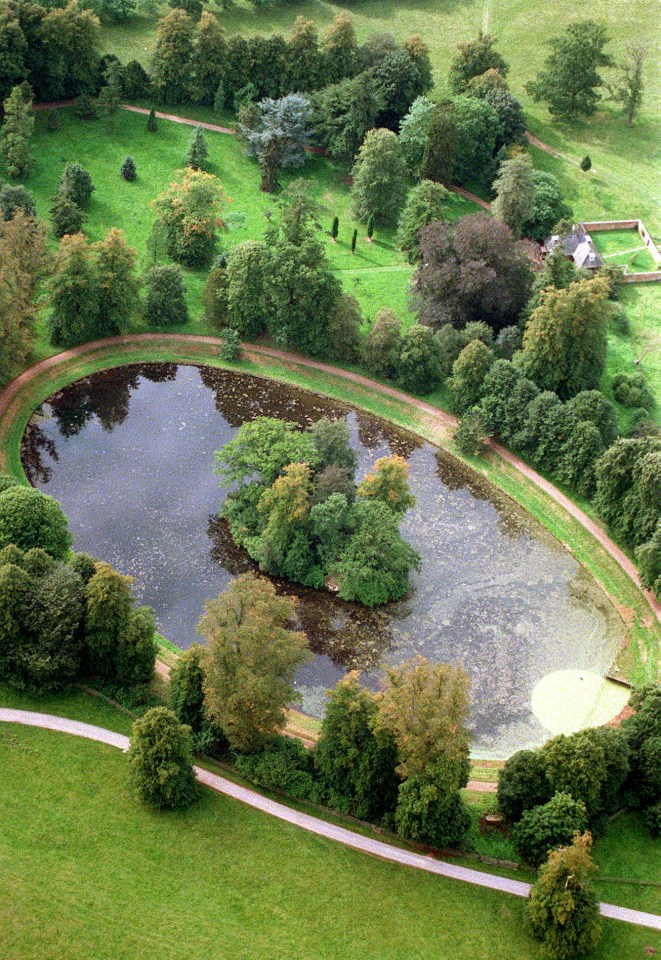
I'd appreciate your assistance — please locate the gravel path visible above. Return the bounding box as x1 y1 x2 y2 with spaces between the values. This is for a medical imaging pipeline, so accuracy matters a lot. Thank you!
1 708 659 931
0 332 658 622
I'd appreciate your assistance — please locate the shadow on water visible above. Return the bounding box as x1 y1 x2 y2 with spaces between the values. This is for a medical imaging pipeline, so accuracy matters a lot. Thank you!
22 362 625 755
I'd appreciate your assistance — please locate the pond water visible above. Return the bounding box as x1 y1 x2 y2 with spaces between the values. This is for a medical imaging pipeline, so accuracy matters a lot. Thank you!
23 363 625 757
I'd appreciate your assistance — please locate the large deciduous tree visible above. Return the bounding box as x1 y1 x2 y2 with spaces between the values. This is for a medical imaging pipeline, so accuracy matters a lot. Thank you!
520 275 611 399
492 151 536 239
0 486 71 559
0 210 46 385
199 573 310 752
412 214 532 331
451 95 502 186
449 31 509 94
153 168 227 268
608 43 646 127
397 179 450 263
311 73 380 165
527 20 613 122
351 128 408 226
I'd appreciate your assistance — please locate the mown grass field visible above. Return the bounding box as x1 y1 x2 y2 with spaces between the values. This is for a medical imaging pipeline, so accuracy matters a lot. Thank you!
1 707 659 960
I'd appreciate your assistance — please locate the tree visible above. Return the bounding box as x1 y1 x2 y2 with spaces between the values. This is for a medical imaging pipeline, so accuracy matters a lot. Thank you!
224 240 270 338
580 155 591 172
144 264 189 327
636 523 660 596
314 671 399 821
465 67 508 99
514 792 588 867
527 20 614 122
48 233 100 347
332 499 420 605
153 168 227 268
351 228 357 254
22 2 100 103
322 12 358 85
497 749 551 822
449 339 494 413
0 183 35 221
622 685 661 806
120 156 137 181
147 107 157 132
49 192 84 239
397 180 450 263
594 437 660 548
0 559 32 683
199 574 310 752
395 324 443 393
93 228 139 336
363 309 402 379
520 276 611 399
399 96 436 176
394 767 471 847
215 417 318 490
0 83 35 179
310 417 357 475
451 95 502 186
608 43 646 126
286 16 322 92
372 48 429 129
566 391 618 447
0 211 47 385
420 100 456 185
453 409 490 456
449 31 509 94
542 730 608 817
366 214 374 241
357 455 415 517
120 60 151 100
190 10 226 106
150 9 195 105
96 64 122 129
168 643 207 731
84 561 133 679
484 89 527 148
556 420 604 497
413 214 532 331
351 128 408 226
311 73 381 165
376 656 471 781
522 171 572 243
528 833 602 959
0 486 71 559
242 94 312 172
611 372 655 411
325 294 361 363
0 4 28 103
58 161 94 207
127 707 198 809
330 216 339 241
492 152 536 239
185 125 208 170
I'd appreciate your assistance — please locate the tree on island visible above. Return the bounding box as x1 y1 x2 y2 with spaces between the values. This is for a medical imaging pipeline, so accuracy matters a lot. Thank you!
199 573 310 752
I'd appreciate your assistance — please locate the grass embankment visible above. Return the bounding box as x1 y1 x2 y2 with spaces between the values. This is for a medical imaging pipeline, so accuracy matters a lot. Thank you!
0 718 658 960
1 338 658 684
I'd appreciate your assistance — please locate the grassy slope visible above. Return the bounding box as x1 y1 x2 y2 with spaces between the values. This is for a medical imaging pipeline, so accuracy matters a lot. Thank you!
1 722 659 960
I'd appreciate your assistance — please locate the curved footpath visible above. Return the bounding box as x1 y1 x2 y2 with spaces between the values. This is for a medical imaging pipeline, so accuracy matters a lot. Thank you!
1 333 658 621
1 709 659 931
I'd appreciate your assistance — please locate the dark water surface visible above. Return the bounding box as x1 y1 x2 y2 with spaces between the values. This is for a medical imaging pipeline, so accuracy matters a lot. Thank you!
24 363 624 756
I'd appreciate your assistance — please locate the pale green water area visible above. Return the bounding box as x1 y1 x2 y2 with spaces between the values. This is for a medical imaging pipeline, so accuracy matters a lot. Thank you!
23 364 627 757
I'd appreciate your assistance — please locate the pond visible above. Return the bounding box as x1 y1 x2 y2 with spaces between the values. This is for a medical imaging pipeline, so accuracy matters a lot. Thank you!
23 363 625 757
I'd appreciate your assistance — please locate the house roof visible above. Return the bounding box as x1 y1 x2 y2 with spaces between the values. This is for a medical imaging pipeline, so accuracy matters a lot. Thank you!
544 227 604 269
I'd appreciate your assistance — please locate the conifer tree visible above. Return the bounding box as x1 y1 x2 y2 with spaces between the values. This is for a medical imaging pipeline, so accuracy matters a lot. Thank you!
0 83 35 179
185 124 209 170
351 228 357 254
120 156 137 181
147 107 157 132
331 215 339 241
420 100 455 185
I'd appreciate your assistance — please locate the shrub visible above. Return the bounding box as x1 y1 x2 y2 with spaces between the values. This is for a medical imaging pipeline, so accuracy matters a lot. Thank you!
644 802 661 838
218 327 241 361
147 107 157 132
120 157 137 181
580 155 592 172
395 324 442 393
395 774 470 848
514 792 588 867
185 125 209 170
235 736 315 801
453 409 490 457
127 707 199 809
611 372 655 411
58 162 95 207
0 184 36 222
168 644 207 732
0 475 19 494
73 94 98 121
144 265 189 327
362 309 402 380
0 486 71 559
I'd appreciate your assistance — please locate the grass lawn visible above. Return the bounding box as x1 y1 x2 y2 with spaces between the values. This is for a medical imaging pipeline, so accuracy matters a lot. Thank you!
591 230 658 273
1 722 659 960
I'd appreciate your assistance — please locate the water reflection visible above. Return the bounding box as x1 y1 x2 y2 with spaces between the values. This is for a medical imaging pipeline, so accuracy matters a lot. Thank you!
23 363 624 756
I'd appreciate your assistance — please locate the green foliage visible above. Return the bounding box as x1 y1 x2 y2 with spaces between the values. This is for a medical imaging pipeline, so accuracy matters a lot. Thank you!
363 309 402 379
594 437 660 548
84 561 132 680
223 240 270 338
185 125 208 170
492 152 535 239
527 19 614 121
351 128 408 226
168 644 207 732
395 324 443 393
127 706 199 809
121 156 137 181
567 390 619 446
449 31 509 94
1 83 35 179
397 180 450 263
484 89 527 148
154 168 226 268
497 749 551 822
0 183 35 221
73 94 98 121
523 171 573 243
543 730 608 816
236 736 315 801
611 372 655 411
528 833 601 960
202 262 228 328
326 293 362 363
520 276 611 399
398 96 435 176
311 73 380 165
420 100 455 185
58 161 94 207
451 96 502 186
218 327 241 361
453 409 490 457
0 475 19 495
622 684 661 806
150 9 195 105
147 107 157 132
49 191 84 239
580 155 592 171
357 455 415 517
215 417 318 489
448 339 494 414
514 793 588 867
0 486 71 559
199 573 310 752
310 417 357 475
556 419 605 497
395 771 470 848
314 671 399 821
607 42 646 127
144 264 189 327
116 605 157 687
636 522 660 595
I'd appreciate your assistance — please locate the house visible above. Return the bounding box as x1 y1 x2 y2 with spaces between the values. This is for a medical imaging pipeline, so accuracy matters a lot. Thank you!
543 225 605 270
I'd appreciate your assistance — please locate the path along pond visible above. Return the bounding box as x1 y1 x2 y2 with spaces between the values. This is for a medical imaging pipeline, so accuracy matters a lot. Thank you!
23 363 626 758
